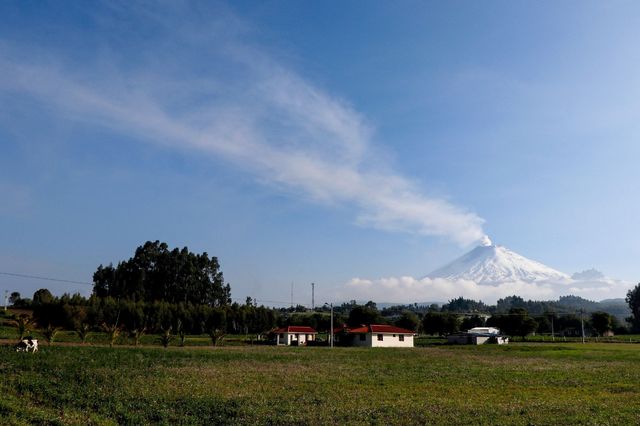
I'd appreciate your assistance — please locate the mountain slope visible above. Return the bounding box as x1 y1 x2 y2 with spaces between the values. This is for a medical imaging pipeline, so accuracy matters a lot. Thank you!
427 238 571 284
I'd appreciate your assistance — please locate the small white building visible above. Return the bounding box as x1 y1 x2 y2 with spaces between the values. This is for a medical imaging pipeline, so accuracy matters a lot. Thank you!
447 327 509 345
334 324 415 348
273 326 318 346
468 327 501 335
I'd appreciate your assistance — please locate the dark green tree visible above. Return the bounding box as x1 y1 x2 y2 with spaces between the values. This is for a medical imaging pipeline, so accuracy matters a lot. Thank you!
461 315 485 331
347 305 384 327
591 311 613 336
92 241 231 307
422 312 460 336
496 296 527 312
626 283 640 332
32 288 54 306
441 297 488 313
488 308 537 339
394 311 420 332
9 291 21 305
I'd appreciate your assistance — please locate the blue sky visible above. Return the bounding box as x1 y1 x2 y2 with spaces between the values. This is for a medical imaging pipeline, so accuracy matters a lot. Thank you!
1 1 640 304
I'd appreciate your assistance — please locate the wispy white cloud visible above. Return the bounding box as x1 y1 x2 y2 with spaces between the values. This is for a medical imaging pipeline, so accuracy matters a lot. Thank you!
0 5 485 245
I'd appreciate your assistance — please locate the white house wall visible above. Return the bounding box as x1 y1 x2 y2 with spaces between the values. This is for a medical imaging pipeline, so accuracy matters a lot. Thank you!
371 333 414 348
342 333 415 347
277 332 316 345
350 333 373 347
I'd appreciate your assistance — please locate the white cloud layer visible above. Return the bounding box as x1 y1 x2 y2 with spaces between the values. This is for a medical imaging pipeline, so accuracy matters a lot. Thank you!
0 4 484 246
339 275 632 304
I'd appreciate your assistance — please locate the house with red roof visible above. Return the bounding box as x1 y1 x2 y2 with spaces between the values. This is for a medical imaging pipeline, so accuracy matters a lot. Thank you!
272 326 318 346
333 324 415 347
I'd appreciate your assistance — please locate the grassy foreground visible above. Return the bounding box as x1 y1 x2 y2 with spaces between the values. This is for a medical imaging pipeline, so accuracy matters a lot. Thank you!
1 343 640 425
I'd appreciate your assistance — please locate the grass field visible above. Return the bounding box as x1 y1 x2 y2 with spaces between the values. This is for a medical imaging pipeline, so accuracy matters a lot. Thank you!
1 342 640 425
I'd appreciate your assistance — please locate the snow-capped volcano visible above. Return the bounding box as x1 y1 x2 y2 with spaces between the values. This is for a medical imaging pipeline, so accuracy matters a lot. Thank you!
427 237 571 284
343 237 630 304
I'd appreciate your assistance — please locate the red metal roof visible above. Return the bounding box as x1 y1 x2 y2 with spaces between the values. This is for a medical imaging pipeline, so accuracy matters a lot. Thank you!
333 324 414 335
273 326 317 334
369 324 414 334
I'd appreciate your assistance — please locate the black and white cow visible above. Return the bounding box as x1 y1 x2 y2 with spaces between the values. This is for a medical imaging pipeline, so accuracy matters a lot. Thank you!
15 337 38 353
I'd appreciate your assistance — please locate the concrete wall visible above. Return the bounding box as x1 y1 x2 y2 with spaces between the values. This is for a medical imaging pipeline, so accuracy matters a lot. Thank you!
277 332 316 345
343 333 414 347
350 333 372 347
448 335 472 345
447 334 509 345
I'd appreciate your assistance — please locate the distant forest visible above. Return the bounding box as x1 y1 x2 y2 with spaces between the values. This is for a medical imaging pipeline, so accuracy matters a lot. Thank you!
5 241 639 339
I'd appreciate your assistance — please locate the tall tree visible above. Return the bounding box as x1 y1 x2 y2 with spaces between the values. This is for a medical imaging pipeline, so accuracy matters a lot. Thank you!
488 308 537 339
422 312 460 336
92 241 231 306
9 291 21 305
461 315 486 330
591 311 613 336
441 297 488 313
395 311 420 331
626 283 640 332
32 288 54 306
347 305 384 326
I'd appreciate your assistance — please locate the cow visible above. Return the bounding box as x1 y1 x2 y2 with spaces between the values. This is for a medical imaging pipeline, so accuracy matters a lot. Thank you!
15 337 38 353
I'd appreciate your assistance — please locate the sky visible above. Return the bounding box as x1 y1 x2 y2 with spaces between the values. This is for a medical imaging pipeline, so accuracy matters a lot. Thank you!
1 1 640 305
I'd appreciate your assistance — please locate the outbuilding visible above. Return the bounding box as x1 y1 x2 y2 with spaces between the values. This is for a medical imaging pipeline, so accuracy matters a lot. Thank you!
333 324 415 347
447 326 509 345
273 326 318 346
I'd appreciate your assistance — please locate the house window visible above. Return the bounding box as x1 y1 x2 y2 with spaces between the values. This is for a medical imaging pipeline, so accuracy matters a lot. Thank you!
377 334 383 341
399 335 405 342
279 333 284 339
359 334 366 341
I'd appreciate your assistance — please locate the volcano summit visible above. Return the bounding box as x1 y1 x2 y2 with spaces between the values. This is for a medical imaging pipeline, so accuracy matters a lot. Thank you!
427 237 571 285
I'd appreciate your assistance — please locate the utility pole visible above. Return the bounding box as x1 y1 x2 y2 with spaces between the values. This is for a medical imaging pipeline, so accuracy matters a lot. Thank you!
330 303 334 349
290 282 293 309
580 309 585 344
311 282 315 310
3 290 7 311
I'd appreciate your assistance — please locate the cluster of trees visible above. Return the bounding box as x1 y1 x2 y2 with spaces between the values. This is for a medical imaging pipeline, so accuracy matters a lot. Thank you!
29 294 278 337
6 288 632 342
93 241 231 306
420 308 622 338
5 243 275 345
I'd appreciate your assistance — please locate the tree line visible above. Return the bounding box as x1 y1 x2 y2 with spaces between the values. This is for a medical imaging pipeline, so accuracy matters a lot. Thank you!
5 241 640 342
5 289 634 342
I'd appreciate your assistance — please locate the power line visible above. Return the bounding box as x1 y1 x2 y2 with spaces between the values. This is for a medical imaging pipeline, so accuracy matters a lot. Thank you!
0 271 93 286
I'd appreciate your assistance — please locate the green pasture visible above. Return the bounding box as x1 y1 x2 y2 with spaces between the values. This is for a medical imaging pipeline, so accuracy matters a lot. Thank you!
0 325 261 347
4 323 640 348
1 343 640 425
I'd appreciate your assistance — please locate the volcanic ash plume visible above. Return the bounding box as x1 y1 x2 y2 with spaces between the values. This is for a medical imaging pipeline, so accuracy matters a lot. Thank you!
480 235 493 247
